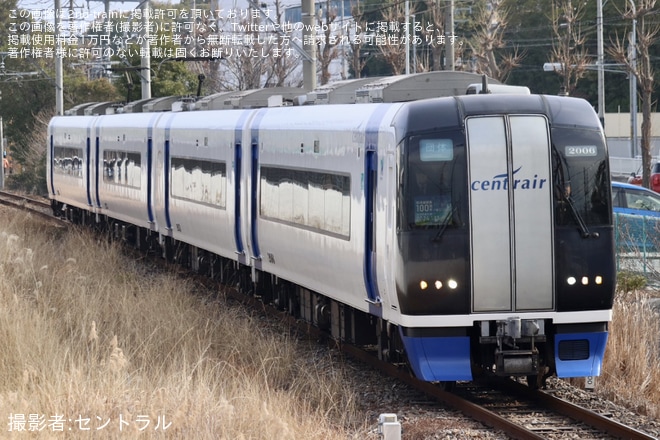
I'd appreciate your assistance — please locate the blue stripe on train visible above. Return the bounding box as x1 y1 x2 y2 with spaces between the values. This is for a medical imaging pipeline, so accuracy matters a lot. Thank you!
554 331 608 378
400 332 473 381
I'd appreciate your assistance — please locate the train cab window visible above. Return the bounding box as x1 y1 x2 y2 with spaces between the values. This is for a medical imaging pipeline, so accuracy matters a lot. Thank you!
400 132 467 231
551 127 611 227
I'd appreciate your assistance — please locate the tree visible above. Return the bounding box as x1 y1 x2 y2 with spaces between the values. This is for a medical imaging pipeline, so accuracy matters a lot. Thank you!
418 0 446 72
548 0 590 95
267 0 300 87
348 0 370 78
64 76 122 104
608 0 659 189
317 0 341 85
85 1 206 98
377 0 411 75
210 0 302 90
466 0 524 81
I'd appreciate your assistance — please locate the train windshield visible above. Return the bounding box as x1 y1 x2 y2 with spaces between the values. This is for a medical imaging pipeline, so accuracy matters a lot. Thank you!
551 127 611 227
400 130 467 232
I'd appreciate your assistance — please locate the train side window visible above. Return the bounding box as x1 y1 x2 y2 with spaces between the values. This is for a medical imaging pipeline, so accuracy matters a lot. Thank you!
53 146 84 179
171 157 227 208
103 150 141 189
260 166 351 238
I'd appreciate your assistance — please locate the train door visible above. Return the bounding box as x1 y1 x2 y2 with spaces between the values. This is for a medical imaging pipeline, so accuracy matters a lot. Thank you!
247 108 268 275
85 134 93 208
153 113 176 238
467 115 554 312
364 148 379 304
89 119 101 212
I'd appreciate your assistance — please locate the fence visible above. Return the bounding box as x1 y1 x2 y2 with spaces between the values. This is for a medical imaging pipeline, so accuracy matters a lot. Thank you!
614 212 660 285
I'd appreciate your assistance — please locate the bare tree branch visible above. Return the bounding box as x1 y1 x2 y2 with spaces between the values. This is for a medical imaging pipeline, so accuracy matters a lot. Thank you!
548 0 590 95
317 0 340 85
467 0 525 81
608 0 659 188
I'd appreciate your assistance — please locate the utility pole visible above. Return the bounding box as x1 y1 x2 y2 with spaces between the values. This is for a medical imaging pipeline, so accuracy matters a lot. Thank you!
405 0 410 75
86 0 151 99
445 0 454 71
301 0 317 90
597 0 604 125
628 0 637 158
54 0 64 115
141 0 151 99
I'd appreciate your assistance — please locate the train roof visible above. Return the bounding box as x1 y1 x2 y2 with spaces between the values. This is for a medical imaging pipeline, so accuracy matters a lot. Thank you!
121 97 160 113
83 101 123 115
397 94 602 136
62 72 533 115
354 71 501 103
64 102 98 116
304 77 383 105
142 96 185 112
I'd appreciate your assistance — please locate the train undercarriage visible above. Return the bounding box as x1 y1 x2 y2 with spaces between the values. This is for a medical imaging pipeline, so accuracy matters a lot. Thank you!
53 200 566 389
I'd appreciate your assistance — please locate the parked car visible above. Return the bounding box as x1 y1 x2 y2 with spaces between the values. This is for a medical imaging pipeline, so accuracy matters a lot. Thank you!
613 181 660 216
627 162 660 193
612 181 660 252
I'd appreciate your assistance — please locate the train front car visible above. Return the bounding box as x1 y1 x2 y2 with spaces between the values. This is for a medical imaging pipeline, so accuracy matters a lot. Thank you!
393 94 615 385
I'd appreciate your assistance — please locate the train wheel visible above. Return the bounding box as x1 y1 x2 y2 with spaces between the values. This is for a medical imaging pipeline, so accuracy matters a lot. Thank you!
526 375 540 390
438 381 456 392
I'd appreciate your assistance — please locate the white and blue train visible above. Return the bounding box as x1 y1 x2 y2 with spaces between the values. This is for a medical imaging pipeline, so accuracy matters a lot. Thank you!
47 85 615 386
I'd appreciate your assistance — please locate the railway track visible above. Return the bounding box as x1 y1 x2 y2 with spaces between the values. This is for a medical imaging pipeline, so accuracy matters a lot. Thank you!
342 342 657 440
6 192 657 440
0 190 61 225
220 282 658 439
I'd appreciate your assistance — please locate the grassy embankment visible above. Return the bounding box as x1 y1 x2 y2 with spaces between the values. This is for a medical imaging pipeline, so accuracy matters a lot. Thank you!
1 210 658 439
0 212 367 438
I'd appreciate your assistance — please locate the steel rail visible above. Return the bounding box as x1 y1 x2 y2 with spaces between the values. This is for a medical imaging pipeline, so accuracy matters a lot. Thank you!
491 378 657 440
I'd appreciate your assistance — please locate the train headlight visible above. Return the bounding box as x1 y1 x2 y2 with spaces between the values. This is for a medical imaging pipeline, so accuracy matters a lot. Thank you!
420 280 428 290
447 279 458 289
581 276 589 285
567 277 577 285
595 276 603 285
434 280 442 290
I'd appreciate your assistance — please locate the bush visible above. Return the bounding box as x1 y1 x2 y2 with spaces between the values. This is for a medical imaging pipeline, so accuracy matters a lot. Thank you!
4 157 48 195
616 270 648 293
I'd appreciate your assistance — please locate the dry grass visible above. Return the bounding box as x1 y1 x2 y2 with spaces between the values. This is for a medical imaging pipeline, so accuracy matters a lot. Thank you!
598 219 660 418
3 209 659 438
0 212 367 438
599 288 660 419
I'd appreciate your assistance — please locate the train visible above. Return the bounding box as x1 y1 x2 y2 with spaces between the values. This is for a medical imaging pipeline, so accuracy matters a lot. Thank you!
47 74 616 387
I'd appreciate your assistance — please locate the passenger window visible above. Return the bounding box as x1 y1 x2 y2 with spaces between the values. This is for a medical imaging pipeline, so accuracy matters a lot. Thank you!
625 191 660 212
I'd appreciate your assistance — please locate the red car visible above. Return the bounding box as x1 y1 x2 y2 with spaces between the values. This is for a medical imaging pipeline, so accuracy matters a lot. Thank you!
627 162 660 193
